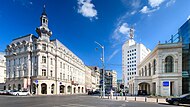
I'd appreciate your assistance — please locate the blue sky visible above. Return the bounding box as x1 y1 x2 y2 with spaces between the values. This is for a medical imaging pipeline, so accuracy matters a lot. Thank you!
0 0 190 79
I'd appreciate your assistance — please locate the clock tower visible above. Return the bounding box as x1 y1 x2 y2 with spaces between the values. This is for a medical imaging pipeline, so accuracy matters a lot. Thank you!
36 5 52 42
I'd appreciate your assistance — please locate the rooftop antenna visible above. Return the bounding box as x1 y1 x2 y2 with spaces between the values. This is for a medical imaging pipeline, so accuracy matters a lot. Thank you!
129 26 134 39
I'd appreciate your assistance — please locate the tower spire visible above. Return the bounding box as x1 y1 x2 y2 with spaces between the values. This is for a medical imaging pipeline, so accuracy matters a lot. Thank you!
42 5 47 16
36 5 52 42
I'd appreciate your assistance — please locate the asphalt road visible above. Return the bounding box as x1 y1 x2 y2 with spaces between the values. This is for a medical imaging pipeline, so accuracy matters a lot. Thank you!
0 95 185 107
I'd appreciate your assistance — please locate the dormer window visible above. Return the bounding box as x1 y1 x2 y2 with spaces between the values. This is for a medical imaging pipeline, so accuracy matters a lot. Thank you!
42 44 46 51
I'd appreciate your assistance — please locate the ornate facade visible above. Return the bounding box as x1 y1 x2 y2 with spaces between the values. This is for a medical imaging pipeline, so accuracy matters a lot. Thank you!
5 7 85 95
128 42 183 96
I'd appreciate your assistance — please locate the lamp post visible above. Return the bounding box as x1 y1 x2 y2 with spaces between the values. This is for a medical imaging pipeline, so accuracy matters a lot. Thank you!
95 41 105 97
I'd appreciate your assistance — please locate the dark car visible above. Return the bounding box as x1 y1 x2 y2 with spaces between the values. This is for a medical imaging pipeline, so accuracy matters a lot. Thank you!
166 93 190 105
137 90 147 96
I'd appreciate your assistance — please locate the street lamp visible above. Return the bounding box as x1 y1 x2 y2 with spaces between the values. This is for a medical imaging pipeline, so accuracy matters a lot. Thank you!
95 41 105 97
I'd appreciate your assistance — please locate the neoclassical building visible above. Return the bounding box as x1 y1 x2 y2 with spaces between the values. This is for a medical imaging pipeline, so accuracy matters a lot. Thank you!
5 7 86 95
128 41 183 96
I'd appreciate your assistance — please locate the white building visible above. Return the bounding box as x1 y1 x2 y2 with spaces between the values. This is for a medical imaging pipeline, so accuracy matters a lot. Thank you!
122 29 151 88
5 6 86 95
128 41 182 96
0 53 6 83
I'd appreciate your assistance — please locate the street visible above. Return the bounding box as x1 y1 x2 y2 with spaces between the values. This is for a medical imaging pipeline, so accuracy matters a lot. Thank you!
0 95 183 107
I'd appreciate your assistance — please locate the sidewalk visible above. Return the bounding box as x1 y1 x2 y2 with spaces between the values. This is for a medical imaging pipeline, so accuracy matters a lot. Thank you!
99 96 168 104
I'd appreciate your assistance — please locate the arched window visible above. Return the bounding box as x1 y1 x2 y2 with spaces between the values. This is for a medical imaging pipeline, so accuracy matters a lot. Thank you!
148 63 151 76
165 56 174 73
145 66 147 76
153 59 156 75
139 70 141 76
142 68 144 76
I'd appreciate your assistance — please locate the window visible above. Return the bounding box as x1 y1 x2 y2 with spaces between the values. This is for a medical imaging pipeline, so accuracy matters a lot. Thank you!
24 57 27 63
42 44 46 51
13 70 16 78
51 58 53 65
35 56 37 63
24 46 27 51
145 66 147 76
34 44 37 50
165 56 174 73
42 56 46 63
14 59 16 66
60 62 62 68
142 68 144 76
60 73 62 80
63 63 65 69
63 73 65 80
18 58 21 65
42 69 46 76
51 47 53 52
153 59 156 75
18 70 21 77
8 60 11 66
50 70 53 77
149 63 151 76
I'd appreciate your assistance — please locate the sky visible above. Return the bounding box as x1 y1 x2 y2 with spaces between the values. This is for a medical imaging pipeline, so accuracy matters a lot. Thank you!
0 0 190 80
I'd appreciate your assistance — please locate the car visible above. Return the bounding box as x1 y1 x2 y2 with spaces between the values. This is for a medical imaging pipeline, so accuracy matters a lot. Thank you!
10 90 30 96
166 93 190 105
137 90 147 96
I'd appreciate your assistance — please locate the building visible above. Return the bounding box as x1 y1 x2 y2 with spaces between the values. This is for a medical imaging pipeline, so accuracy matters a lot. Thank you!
117 79 122 92
85 66 92 92
0 53 6 84
5 6 86 95
178 18 190 94
128 41 182 96
104 70 117 92
88 66 100 91
122 28 151 88
0 53 6 90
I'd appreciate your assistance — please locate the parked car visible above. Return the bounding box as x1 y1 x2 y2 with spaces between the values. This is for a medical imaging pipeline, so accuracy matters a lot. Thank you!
0 90 11 95
166 93 190 105
137 90 147 96
10 90 30 96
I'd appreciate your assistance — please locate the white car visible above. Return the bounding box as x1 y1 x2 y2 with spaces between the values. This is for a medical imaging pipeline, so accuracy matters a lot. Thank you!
10 90 30 96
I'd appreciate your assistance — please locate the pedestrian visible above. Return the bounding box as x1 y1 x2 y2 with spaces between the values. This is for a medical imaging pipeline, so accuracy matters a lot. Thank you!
110 89 113 99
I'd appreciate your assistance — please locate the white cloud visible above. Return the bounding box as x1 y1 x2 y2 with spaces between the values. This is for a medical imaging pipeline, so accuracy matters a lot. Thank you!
148 0 165 8
111 21 133 48
187 15 190 20
131 11 137 15
140 6 160 14
77 0 98 20
107 49 120 62
119 23 130 35
166 0 175 7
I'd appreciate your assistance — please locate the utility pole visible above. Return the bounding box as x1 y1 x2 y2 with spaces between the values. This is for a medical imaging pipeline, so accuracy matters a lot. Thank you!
95 41 105 97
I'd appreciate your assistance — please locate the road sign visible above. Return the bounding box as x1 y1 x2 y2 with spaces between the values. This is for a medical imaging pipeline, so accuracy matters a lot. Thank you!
35 80 38 84
163 81 169 86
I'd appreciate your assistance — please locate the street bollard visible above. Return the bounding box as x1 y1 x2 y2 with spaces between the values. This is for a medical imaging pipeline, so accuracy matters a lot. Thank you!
135 97 136 101
125 96 127 100
108 95 109 99
116 96 118 100
156 98 158 103
145 97 147 102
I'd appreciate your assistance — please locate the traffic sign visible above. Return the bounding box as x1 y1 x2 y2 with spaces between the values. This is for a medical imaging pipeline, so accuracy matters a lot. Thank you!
35 80 38 84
